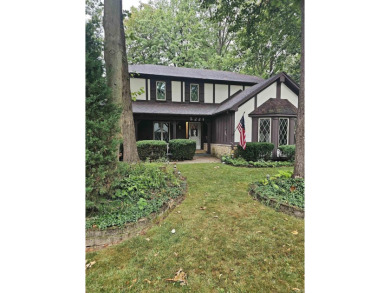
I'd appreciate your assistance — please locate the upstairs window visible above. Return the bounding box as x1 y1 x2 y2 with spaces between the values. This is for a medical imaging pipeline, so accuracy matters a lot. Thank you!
278 118 289 146
190 84 199 102
156 81 166 101
259 118 271 143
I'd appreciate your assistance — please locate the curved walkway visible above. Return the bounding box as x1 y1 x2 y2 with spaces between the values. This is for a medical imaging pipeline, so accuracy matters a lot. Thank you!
86 163 304 292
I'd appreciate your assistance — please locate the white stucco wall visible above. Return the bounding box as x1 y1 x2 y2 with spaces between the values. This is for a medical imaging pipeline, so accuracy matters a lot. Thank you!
234 98 255 142
281 83 298 107
215 84 229 103
231 85 243 95
171 81 181 102
130 78 146 100
257 82 277 107
147 79 150 100
204 83 213 103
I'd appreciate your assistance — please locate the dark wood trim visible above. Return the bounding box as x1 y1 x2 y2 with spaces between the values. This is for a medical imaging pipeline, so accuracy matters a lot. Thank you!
145 79 149 101
276 81 281 99
252 117 258 142
254 94 257 109
271 117 279 158
228 84 231 99
288 118 295 145
207 121 211 154
249 114 297 118
213 83 215 104
172 121 177 139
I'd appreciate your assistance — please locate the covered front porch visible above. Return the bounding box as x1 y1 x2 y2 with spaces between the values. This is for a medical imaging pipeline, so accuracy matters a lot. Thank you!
134 114 212 153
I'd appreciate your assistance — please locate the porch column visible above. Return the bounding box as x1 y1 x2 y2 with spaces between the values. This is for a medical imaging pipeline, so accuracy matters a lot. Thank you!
252 117 258 142
289 118 296 145
271 117 279 159
135 120 140 140
207 121 211 154
172 121 177 139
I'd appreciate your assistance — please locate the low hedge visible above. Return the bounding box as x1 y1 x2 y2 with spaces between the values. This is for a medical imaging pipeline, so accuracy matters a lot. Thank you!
235 142 274 161
136 140 167 161
278 145 295 161
169 139 196 160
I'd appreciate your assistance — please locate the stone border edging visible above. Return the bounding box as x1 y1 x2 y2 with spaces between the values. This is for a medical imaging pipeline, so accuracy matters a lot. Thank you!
86 182 187 251
249 185 304 219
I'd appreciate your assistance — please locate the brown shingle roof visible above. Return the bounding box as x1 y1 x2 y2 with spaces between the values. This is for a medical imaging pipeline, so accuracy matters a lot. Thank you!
249 98 297 116
132 101 217 116
129 64 263 84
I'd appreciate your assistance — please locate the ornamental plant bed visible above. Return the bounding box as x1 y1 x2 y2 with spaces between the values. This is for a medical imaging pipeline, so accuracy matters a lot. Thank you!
222 155 294 168
249 171 304 219
86 190 186 250
86 163 187 241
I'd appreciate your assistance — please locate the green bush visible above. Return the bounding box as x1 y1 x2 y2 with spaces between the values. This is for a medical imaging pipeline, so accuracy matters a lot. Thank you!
235 142 274 161
222 156 294 168
169 139 196 160
278 145 296 161
136 140 167 161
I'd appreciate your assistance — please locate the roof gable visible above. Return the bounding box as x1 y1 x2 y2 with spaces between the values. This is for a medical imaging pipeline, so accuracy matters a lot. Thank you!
249 98 297 116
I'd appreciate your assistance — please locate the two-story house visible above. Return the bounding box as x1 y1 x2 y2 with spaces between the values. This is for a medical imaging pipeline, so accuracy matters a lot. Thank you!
129 64 299 158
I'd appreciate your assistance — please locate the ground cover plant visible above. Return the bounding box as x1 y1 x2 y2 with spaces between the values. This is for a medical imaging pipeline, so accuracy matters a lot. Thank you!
86 163 185 229
222 155 294 168
86 163 304 292
251 170 304 209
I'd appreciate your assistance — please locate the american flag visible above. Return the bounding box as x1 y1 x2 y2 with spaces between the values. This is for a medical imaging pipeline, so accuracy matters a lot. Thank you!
236 115 246 150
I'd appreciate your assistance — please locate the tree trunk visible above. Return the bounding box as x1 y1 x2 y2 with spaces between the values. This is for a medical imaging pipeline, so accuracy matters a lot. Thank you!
104 0 139 163
293 0 304 178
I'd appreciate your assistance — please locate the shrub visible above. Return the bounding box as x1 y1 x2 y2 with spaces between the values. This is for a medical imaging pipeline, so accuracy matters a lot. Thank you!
235 142 274 161
136 140 167 161
169 139 196 160
278 145 296 161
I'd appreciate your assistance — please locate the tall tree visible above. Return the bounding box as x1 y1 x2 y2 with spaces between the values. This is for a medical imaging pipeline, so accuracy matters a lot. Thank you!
293 0 304 178
86 2 121 201
104 0 139 162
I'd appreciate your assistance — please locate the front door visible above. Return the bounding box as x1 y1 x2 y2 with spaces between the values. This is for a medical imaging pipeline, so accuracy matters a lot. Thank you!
188 122 201 149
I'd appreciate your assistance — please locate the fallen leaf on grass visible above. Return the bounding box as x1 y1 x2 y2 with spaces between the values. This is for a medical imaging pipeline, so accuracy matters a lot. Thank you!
214 166 220 169
127 279 137 289
166 268 187 286
199 206 206 210
256 231 262 233
85 261 96 269
177 211 181 214
144 279 151 284
291 230 299 235
145 238 150 241
213 216 219 218
284 218 288 221
290 186 296 192
154 252 159 257
174 252 178 257
292 288 300 292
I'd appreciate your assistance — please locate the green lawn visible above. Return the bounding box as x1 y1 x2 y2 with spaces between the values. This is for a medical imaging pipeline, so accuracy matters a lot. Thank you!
86 163 304 292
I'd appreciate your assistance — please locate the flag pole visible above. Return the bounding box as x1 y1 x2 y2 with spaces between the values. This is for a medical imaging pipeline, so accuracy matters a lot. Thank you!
235 112 245 130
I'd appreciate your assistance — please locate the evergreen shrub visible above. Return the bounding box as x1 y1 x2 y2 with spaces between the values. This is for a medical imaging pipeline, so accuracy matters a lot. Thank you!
136 140 167 161
235 142 274 161
169 139 196 160
278 145 296 161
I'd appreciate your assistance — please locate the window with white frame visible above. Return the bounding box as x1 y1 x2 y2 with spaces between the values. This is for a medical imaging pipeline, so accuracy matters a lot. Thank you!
156 81 166 101
259 118 271 142
278 118 289 145
153 122 170 142
190 84 199 102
